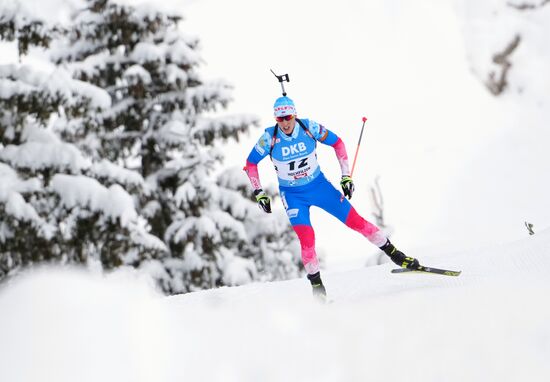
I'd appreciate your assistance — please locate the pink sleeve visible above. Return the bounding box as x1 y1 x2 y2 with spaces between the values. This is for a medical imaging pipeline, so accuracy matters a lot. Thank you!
243 160 263 190
332 138 350 176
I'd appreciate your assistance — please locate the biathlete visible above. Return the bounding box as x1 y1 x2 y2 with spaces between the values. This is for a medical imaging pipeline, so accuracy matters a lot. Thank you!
244 96 420 301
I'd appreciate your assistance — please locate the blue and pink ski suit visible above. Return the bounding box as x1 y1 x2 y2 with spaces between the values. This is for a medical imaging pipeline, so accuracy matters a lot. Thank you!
244 118 387 274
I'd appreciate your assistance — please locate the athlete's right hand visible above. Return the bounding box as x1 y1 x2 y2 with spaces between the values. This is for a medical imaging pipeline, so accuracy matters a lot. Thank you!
254 189 272 213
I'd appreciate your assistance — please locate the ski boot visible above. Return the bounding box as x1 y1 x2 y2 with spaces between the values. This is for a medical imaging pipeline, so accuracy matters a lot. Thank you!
380 241 420 270
307 272 327 303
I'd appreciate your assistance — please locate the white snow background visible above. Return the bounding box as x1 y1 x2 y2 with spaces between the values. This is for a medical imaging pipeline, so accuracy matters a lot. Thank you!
1 0 550 380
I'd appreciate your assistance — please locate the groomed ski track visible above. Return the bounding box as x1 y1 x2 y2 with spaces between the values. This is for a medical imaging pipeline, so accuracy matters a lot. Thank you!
168 229 550 381
173 228 550 305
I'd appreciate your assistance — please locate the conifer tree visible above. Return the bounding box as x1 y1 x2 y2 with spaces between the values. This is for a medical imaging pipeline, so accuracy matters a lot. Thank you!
0 9 167 277
0 0 301 292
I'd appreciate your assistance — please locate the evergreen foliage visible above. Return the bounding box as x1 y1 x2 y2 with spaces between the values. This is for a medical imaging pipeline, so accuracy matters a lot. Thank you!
0 0 301 292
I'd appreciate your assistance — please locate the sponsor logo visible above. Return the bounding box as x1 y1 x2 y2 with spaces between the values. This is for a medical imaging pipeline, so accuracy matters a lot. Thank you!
281 142 307 156
255 142 265 155
287 208 299 218
255 136 269 155
274 105 294 112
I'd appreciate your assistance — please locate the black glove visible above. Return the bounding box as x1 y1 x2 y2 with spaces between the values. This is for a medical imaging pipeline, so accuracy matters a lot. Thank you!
340 176 355 199
254 189 272 213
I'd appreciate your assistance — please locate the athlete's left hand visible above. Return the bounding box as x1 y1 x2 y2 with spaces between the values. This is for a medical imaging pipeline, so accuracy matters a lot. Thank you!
340 176 355 199
254 189 272 213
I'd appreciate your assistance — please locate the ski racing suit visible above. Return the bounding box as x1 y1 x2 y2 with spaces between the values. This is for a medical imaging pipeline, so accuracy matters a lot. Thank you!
244 118 387 274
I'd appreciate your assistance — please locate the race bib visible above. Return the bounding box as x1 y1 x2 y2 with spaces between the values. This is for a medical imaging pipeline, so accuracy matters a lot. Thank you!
272 151 319 183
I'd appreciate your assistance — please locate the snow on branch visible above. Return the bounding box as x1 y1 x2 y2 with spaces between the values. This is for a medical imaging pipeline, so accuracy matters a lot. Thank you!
0 4 54 55
168 39 202 67
193 114 259 145
50 174 137 227
216 188 250 220
209 210 247 241
218 166 252 195
0 64 111 109
123 64 152 85
90 159 146 189
185 79 235 113
0 0 86 28
157 120 189 144
165 64 188 85
0 124 91 174
0 163 54 239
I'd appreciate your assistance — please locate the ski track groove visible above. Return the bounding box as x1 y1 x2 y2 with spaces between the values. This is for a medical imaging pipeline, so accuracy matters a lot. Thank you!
174 230 550 308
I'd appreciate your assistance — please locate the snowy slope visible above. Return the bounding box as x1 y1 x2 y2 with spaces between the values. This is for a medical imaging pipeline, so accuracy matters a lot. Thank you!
1 229 550 382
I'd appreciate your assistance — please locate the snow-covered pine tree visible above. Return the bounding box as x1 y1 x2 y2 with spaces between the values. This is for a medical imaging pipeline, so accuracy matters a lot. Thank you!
0 1 166 279
1 0 301 293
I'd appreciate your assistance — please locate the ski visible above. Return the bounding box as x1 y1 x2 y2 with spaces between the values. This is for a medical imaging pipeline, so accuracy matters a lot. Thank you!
391 265 461 277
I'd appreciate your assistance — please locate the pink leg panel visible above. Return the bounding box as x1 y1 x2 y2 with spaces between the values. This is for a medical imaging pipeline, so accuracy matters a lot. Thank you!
292 225 319 274
345 207 387 247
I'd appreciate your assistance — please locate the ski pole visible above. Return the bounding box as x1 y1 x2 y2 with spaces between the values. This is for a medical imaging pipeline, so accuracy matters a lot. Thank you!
341 117 368 201
350 117 368 178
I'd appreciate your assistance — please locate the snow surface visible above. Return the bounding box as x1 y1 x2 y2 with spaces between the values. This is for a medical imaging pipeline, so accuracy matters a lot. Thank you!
1 228 549 381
